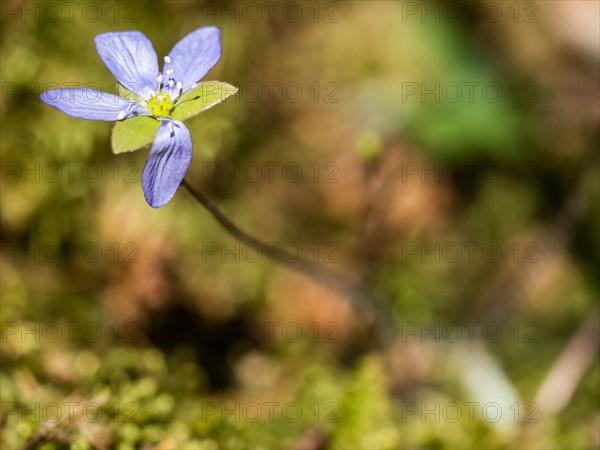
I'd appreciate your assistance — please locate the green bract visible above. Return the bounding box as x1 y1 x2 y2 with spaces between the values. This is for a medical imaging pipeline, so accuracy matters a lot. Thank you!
171 81 238 121
112 116 160 154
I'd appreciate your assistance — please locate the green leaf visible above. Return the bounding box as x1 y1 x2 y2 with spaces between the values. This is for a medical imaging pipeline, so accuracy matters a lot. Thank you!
171 81 238 121
111 116 160 154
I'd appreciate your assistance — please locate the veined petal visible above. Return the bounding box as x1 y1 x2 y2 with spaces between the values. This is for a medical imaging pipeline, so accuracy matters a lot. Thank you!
40 88 148 121
95 31 159 98
142 120 192 208
163 26 221 93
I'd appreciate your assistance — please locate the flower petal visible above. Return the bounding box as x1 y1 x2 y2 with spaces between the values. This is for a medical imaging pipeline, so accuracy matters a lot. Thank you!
163 26 221 93
95 31 159 98
142 120 192 208
40 88 148 121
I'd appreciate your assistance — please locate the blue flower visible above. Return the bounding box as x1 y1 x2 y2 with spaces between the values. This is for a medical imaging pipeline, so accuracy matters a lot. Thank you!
41 27 237 208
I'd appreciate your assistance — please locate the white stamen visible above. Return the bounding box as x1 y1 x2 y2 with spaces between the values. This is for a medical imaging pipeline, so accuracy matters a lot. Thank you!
166 69 173 76
157 95 163 102
157 74 163 83
169 79 175 88
176 81 183 91
164 56 171 64
144 86 155 100
117 111 127 120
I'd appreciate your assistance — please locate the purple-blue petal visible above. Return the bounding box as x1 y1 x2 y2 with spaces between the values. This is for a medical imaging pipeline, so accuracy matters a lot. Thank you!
95 31 159 98
163 26 221 93
40 88 148 121
141 120 192 208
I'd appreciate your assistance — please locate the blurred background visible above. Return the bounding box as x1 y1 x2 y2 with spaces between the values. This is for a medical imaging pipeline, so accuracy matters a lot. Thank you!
1 1 599 448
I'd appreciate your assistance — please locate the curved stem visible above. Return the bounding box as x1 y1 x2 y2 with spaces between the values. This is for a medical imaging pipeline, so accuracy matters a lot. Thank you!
180 178 297 266
180 178 396 346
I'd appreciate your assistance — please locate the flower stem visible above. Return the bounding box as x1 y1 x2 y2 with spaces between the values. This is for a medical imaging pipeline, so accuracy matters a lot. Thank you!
180 178 396 346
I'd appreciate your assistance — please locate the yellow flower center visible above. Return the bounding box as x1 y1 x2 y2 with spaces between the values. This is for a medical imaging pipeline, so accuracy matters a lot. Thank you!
146 91 174 117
